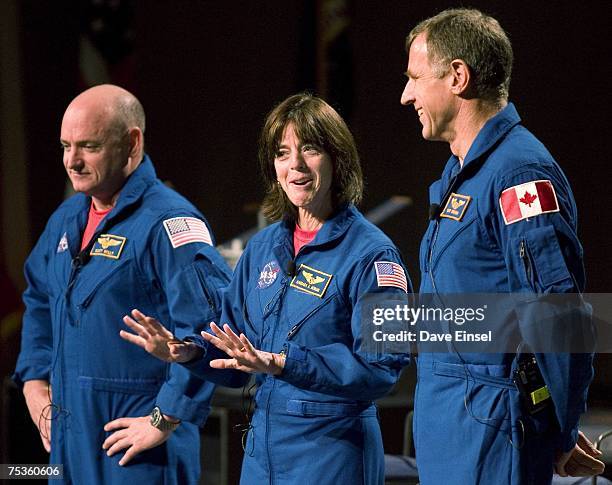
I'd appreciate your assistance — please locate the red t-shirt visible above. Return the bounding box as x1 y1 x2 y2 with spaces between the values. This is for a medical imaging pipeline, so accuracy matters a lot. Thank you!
293 224 319 256
80 202 112 250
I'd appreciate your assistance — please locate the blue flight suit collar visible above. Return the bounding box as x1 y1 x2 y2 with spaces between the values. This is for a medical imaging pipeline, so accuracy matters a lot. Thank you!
462 102 521 170
272 204 358 270
438 103 521 195
105 154 157 222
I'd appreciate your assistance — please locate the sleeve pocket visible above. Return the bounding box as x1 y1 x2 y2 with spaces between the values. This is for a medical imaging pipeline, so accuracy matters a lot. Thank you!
524 225 572 288
192 246 232 320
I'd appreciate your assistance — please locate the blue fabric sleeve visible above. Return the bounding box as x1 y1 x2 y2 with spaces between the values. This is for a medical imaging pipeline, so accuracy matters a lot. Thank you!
149 217 232 424
495 165 594 452
13 222 53 386
179 247 252 388
278 248 411 401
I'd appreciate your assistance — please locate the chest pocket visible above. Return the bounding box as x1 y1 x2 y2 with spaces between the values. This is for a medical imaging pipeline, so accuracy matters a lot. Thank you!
509 225 574 293
74 248 169 380
246 271 347 351
428 204 479 272
255 275 290 319
242 270 289 349
75 254 135 310
283 286 348 348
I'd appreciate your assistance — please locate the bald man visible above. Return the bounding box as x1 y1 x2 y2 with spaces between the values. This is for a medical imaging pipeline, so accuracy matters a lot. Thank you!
14 85 231 484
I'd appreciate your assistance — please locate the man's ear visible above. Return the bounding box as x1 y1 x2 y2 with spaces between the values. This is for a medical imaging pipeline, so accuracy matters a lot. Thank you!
127 127 143 159
449 59 471 95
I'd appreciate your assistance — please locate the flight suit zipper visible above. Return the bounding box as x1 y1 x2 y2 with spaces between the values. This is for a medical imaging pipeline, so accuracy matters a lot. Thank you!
286 295 336 340
66 256 86 326
66 229 104 319
194 265 217 313
428 221 440 293
519 240 535 290
262 278 289 320
265 272 292 483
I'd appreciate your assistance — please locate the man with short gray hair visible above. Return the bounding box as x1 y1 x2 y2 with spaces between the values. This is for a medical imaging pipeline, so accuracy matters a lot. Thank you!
401 8 603 484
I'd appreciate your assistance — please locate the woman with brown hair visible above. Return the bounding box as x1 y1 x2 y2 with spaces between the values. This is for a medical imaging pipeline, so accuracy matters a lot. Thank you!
122 93 411 484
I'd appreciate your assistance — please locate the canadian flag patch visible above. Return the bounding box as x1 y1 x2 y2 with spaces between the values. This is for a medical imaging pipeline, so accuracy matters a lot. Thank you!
499 179 559 225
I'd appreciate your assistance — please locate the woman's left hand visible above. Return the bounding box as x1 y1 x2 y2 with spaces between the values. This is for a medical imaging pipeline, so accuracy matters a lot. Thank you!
201 322 286 375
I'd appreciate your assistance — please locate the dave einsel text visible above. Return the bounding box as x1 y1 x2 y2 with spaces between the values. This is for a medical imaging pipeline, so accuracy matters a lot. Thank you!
0 464 63 480
372 304 487 325
372 329 493 342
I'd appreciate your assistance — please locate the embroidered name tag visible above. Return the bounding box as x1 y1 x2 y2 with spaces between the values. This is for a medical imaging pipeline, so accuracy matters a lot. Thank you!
90 234 126 259
290 264 332 298
440 193 471 221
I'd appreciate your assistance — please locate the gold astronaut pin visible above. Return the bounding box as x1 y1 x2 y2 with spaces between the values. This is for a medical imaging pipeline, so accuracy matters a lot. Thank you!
440 193 471 221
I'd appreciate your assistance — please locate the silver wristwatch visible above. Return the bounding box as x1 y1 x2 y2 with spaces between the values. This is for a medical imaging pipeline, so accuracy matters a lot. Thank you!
150 406 180 432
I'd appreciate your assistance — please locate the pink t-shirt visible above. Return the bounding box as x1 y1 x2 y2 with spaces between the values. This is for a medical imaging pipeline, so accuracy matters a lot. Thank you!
80 202 112 250
293 224 319 256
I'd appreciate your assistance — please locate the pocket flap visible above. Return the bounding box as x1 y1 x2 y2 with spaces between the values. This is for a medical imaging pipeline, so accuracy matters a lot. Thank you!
78 376 162 394
525 225 572 288
432 361 515 390
286 399 376 417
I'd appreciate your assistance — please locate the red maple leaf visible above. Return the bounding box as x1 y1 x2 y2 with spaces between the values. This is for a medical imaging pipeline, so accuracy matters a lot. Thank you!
520 191 538 207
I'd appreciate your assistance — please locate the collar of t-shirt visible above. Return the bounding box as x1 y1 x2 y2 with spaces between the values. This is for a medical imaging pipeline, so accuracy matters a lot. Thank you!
80 201 112 251
293 223 319 256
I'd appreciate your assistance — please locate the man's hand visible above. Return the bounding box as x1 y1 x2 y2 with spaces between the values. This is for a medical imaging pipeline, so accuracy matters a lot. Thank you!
23 379 52 452
555 430 605 477
102 416 176 466
120 308 202 363
201 322 286 375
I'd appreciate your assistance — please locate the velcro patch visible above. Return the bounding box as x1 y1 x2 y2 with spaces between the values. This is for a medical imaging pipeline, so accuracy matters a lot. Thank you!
499 180 559 225
258 261 280 289
163 217 212 248
440 193 471 221
374 261 408 293
57 232 69 253
290 264 333 298
90 234 126 259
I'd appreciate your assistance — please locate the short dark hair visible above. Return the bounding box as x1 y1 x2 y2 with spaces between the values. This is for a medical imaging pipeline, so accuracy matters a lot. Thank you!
258 93 363 222
406 8 513 103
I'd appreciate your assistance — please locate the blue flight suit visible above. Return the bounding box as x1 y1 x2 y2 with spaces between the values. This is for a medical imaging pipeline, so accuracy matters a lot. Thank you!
416 104 594 484
14 156 232 485
185 205 411 485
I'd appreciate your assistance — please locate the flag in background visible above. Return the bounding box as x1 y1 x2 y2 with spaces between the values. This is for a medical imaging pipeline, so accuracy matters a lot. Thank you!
65 0 137 200
78 0 136 89
316 0 353 118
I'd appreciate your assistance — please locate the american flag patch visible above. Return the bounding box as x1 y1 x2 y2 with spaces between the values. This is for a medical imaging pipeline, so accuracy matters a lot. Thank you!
163 217 212 248
374 261 408 293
